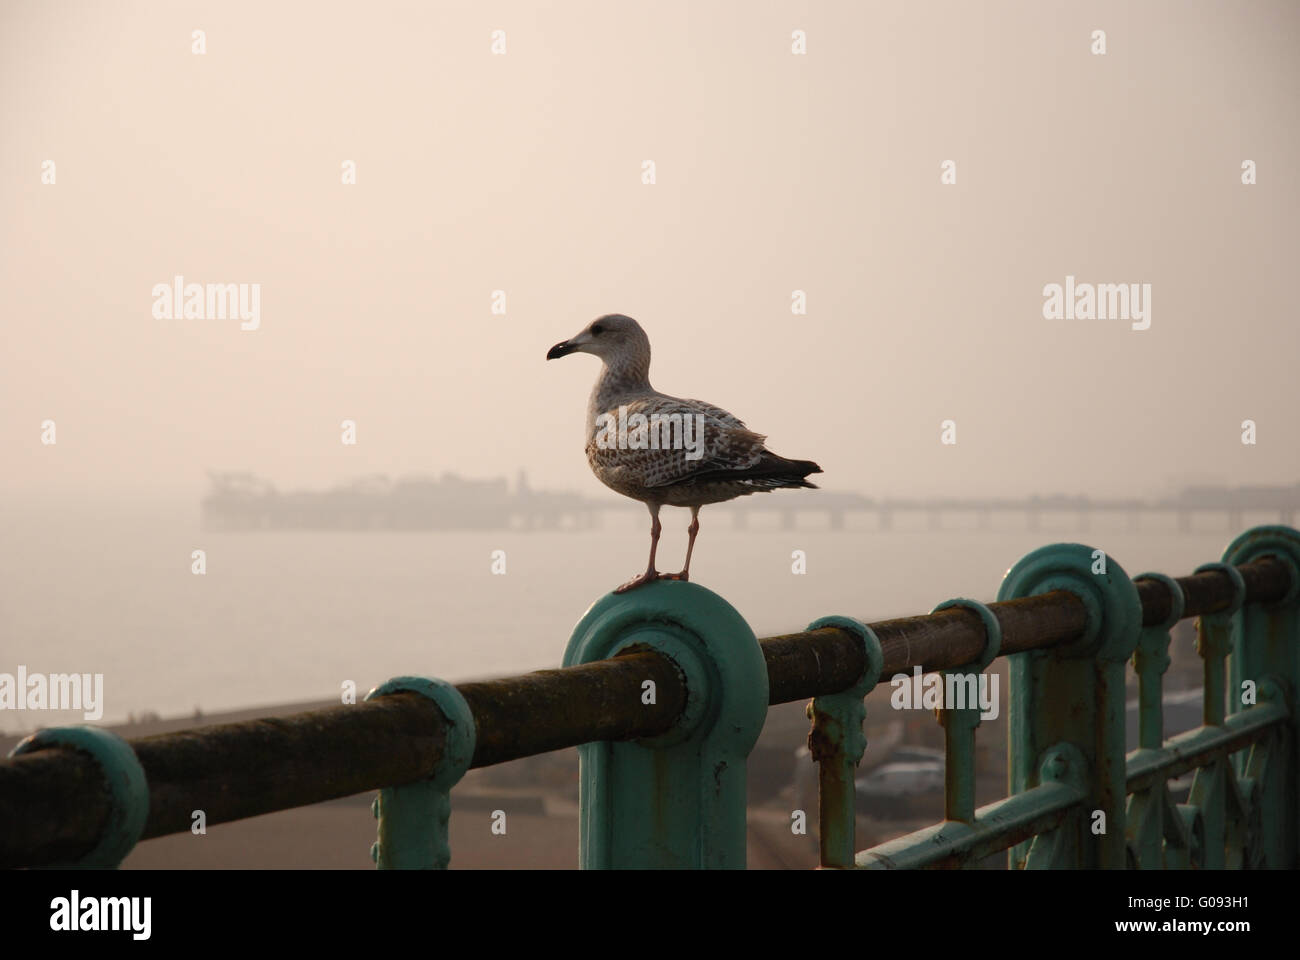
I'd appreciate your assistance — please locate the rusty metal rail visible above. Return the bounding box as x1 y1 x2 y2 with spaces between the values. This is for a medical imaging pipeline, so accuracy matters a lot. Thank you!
0 554 1293 869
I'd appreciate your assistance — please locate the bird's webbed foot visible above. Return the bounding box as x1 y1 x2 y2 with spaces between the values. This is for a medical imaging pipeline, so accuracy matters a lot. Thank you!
613 569 661 594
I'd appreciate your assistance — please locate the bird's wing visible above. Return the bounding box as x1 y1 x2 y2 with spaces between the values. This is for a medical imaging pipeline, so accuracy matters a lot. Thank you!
586 395 767 489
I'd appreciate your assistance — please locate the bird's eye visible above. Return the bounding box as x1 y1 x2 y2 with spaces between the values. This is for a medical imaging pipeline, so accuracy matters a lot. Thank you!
591 323 604 335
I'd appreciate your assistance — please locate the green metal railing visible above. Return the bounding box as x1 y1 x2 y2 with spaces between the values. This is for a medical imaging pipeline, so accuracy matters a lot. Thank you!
3 525 1297 869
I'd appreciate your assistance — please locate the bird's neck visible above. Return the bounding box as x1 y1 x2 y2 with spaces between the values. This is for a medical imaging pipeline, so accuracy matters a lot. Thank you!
587 361 653 435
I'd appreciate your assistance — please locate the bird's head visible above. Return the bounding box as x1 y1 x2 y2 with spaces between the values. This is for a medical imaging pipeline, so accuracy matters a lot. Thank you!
546 314 648 365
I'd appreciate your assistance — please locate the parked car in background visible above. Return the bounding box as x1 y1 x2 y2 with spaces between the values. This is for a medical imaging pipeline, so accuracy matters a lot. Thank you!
856 757 945 817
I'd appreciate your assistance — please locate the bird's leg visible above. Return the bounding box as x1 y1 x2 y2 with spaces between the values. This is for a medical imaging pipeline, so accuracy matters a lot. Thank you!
659 506 700 583
614 503 662 593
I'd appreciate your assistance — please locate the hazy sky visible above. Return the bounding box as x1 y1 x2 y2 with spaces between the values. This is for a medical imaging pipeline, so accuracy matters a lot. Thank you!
3 0 1297 503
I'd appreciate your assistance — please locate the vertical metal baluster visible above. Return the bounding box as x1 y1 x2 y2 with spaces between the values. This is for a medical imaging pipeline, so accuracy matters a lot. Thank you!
1127 573 1183 868
806 615 882 869
931 598 1001 829
366 677 475 869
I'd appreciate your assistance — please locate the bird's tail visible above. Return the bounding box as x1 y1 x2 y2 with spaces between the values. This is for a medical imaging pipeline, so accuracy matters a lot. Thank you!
733 453 823 490
773 457 822 489
660 452 823 490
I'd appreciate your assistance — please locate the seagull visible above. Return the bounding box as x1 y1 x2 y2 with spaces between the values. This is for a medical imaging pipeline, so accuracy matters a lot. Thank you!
547 313 822 592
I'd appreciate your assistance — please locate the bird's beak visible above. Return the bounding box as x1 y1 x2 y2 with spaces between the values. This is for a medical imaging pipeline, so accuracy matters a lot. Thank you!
546 339 576 360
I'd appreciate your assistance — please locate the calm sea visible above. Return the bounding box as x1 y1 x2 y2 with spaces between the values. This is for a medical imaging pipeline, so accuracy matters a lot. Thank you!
0 498 1246 731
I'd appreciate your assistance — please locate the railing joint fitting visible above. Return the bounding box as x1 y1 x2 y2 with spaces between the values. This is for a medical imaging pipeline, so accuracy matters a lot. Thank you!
9 726 149 868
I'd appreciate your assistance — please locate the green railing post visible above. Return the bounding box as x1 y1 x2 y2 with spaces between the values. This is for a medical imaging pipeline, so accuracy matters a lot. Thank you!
1223 525 1300 867
805 615 882 868
8 726 149 868
931 599 1001 828
365 676 475 869
1125 572 1194 868
562 580 768 869
999 543 1142 868
1188 561 1248 867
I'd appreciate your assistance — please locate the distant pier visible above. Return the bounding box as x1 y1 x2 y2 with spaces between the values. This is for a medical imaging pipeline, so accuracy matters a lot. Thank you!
720 487 1300 533
202 471 1300 534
